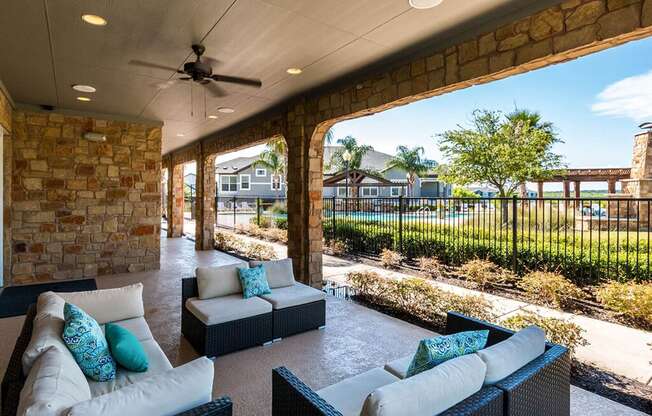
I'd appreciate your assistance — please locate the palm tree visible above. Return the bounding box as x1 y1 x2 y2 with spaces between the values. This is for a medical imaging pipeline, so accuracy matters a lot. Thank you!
328 136 373 172
254 149 286 197
324 128 334 145
386 146 436 197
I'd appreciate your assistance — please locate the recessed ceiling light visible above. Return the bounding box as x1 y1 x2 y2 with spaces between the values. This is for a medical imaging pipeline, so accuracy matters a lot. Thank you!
76 96 91 102
72 84 96 93
176 133 185 137
217 107 234 114
408 0 443 9
208 115 218 119
81 14 108 26
286 68 302 75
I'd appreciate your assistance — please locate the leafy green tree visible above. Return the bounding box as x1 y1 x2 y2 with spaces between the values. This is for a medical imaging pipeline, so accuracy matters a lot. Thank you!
254 148 286 197
437 109 564 198
452 187 480 199
385 146 436 196
327 136 373 172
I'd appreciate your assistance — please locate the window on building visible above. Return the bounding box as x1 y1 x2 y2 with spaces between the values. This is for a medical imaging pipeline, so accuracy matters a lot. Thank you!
360 187 379 197
255 168 267 177
271 175 282 190
337 187 352 197
240 174 250 191
221 175 238 192
390 186 402 197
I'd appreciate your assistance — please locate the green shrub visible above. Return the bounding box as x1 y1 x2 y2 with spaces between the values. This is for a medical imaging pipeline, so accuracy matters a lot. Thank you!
517 271 585 309
418 256 445 279
269 201 287 215
597 282 652 327
501 312 588 353
347 272 494 326
380 248 403 269
459 259 515 290
274 217 288 230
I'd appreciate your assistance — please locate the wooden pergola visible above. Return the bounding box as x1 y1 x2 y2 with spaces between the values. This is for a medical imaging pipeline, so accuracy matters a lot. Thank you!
323 169 396 189
537 168 631 197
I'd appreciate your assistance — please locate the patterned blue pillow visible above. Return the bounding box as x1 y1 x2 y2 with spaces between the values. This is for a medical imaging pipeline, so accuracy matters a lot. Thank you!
406 330 489 377
62 303 116 382
238 265 271 299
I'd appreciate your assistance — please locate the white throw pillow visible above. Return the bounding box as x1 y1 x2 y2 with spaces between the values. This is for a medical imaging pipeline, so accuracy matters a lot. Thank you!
58 283 145 324
67 357 215 416
18 347 92 416
35 291 65 321
476 325 546 385
249 259 295 288
362 354 486 416
22 313 68 375
196 263 247 299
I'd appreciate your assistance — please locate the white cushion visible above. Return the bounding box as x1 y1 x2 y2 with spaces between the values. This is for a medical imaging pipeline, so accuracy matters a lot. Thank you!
102 317 153 342
58 283 144 324
316 368 399 416
185 295 272 325
35 291 65 321
362 354 487 416
18 347 92 416
477 326 546 385
22 314 68 376
68 357 214 416
88 339 173 397
250 259 295 288
383 355 412 379
259 282 325 309
196 263 247 299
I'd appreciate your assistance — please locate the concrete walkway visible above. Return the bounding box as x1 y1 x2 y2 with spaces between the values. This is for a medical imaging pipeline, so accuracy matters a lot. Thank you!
231 231 652 386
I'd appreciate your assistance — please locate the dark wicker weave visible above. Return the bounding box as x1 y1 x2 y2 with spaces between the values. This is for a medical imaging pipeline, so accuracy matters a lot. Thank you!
272 366 503 416
181 277 273 356
1 303 232 416
446 312 571 416
272 299 325 339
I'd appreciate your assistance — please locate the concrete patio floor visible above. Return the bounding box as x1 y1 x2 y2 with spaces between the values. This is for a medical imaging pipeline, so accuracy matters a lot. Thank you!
0 236 646 415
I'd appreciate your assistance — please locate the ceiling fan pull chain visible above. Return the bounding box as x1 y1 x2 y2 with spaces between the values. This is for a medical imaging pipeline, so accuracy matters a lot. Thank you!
204 88 207 119
190 81 194 118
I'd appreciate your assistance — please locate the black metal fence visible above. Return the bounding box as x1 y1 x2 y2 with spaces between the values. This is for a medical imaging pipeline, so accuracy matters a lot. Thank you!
323 196 651 285
215 196 287 230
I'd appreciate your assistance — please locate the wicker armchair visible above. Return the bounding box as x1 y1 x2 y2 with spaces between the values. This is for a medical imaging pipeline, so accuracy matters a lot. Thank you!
0 305 232 416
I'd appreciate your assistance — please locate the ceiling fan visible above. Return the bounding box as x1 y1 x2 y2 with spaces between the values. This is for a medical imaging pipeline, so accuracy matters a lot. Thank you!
129 44 262 97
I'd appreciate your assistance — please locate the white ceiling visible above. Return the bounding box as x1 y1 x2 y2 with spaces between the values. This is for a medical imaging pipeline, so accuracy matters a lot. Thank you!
0 0 552 154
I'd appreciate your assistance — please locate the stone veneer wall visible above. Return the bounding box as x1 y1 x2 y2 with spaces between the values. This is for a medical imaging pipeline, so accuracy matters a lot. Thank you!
10 110 162 284
1 87 12 286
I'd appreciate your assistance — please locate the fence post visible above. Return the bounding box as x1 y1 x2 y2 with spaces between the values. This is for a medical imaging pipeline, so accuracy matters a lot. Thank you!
512 195 518 273
398 195 404 255
331 196 336 243
232 196 237 230
256 197 261 226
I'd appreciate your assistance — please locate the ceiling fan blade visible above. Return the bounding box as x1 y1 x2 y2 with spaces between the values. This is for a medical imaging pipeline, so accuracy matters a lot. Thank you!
202 56 220 67
178 76 192 81
210 74 262 88
204 81 227 97
128 59 183 73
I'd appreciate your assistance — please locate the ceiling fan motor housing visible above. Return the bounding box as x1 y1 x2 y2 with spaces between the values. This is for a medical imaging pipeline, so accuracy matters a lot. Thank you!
184 61 212 81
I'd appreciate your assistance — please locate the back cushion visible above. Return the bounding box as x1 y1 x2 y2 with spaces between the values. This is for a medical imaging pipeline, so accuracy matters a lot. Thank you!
476 325 546 385
249 259 295 288
362 354 486 416
196 263 247 299
58 284 144 325
18 347 92 416
23 292 67 375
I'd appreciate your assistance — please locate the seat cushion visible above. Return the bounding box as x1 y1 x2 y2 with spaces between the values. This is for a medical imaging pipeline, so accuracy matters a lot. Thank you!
406 330 489 377
362 354 487 416
196 262 248 299
477 325 545 385
250 259 296 288
88 339 173 397
259 282 326 309
18 347 92 416
103 317 153 342
62 303 116 382
185 294 272 326
383 355 412 379
316 368 399 416
58 283 144 325
69 357 214 416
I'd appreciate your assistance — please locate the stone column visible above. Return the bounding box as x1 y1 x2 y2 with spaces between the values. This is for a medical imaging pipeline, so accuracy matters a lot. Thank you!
196 150 216 250
623 131 652 226
169 163 184 238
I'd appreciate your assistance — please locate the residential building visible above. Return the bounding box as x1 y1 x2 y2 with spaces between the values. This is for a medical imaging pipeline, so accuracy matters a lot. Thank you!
215 156 285 199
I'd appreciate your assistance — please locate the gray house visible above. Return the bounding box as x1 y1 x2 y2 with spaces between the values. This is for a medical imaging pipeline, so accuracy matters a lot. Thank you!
214 146 451 200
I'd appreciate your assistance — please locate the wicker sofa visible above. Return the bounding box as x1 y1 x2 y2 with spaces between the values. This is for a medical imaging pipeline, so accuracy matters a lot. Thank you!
1 284 232 416
182 259 326 357
272 312 570 416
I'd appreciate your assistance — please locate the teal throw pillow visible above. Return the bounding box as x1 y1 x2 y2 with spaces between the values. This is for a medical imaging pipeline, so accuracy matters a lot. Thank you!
105 323 149 372
62 303 116 381
406 330 489 378
238 265 271 299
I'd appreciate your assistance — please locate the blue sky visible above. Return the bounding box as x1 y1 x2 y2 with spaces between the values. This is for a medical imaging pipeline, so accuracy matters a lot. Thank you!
219 37 652 190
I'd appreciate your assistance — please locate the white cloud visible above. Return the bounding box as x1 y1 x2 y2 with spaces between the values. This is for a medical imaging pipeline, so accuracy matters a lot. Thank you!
591 70 652 121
